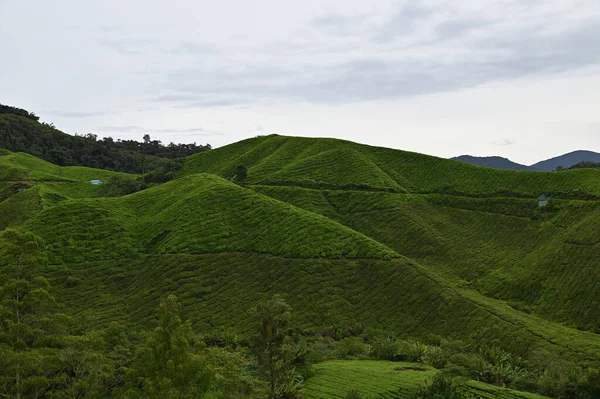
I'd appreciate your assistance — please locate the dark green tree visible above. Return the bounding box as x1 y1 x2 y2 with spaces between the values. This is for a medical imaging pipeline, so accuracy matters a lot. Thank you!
234 165 248 184
0 229 65 398
250 295 302 399
414 375 464 399
119 295 212 398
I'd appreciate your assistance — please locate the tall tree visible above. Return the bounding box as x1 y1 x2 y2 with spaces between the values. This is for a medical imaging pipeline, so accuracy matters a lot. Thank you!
119 295 212 398
0 229 64 398
250 295 302 399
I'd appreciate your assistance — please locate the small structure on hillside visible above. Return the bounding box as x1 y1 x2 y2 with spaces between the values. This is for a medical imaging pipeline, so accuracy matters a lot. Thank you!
90 180 103 185
538 194 551 207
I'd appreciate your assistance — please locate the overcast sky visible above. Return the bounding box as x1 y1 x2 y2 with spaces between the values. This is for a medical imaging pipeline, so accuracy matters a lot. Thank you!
1 0 599 164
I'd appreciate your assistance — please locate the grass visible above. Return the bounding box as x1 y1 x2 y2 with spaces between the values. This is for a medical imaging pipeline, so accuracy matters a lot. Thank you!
303 360 548 399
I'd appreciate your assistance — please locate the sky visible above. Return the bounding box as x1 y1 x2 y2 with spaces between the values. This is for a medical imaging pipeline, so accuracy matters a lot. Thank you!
1 0 600 165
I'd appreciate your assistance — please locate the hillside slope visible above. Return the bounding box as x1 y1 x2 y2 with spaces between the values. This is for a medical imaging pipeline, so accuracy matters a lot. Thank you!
255 186 600 333
184 135 600 198
180 135 600 333
2 136 600 366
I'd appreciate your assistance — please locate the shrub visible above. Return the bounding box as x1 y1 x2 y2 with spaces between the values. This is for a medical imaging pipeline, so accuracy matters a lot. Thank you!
338 337 371 359
422 346 447 369
406 341 429 362
101 175 147 197
414 375 464 399
306 336 338 363
470 346 526 386
65 276 82 287
371 336 400 361
234 165 248 184
479 346 511 366
345 389 365 399
142 159 183 183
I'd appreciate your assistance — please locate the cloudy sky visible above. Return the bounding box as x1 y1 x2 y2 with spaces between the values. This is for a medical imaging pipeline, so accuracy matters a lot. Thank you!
1 0 599 164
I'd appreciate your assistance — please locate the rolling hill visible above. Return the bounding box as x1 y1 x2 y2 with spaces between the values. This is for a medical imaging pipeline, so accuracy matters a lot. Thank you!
182 135 600 199
180 135 600 335
2 135 600 371
3 133 600 397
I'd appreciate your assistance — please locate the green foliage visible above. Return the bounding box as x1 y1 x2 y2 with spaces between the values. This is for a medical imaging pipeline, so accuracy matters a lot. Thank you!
203 346 266 398
414 375 464 399
371 336 401 361
0 229 65 398
345 389 365 399
101 175 147 197
182 134 600 199
142 159 184 184
407 342 431 363
304 360 550 399
250 295 302 399
234 165 248 184
467 347 527 387
422 346 447 369
2 133 600 399
303 360 437 398
119 295 212 398
0 106 210 174
0 103 39 121
569 161 600 170
337 337 371 359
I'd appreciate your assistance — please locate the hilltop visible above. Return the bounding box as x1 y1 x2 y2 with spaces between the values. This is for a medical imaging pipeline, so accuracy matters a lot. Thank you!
183 134 600 199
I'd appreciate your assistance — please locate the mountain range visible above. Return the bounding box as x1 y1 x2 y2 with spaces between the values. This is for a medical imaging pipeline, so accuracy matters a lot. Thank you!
453 150 600 171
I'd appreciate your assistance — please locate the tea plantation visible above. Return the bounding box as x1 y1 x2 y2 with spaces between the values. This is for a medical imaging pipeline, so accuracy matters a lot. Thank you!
1 133 600 398
304 360 550 399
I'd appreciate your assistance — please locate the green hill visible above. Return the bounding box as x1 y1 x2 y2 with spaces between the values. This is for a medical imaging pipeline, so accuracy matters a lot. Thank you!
182 134 600 198
2 133 600 389
182 135 600 333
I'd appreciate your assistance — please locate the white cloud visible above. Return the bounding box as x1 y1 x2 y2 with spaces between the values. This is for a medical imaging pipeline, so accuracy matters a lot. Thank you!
0 0 599 163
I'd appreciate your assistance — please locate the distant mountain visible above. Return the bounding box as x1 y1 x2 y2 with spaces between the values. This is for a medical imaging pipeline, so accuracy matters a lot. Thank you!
453 150 600 172
451 155 534 171
530 150 600 171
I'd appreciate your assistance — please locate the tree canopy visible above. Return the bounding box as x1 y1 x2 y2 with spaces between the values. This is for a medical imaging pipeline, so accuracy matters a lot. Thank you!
0 103 211 174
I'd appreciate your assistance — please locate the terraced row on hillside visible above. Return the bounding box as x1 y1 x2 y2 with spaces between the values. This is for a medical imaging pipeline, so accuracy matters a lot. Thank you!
254 186 600 333
182 134 600 198
2 137 600 366
304 361 548 399
179 135 600 332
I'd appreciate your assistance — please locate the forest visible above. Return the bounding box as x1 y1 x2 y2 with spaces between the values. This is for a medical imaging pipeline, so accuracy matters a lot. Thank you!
0 104 210 174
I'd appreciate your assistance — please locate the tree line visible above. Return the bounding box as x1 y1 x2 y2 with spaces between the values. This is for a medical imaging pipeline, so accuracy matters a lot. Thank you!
0 103 211 174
